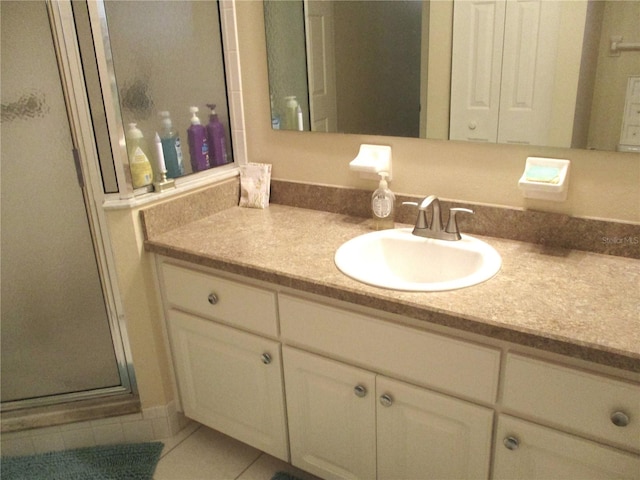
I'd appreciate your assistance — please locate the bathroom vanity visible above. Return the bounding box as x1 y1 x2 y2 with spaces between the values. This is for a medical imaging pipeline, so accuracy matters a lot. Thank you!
145 194 639 480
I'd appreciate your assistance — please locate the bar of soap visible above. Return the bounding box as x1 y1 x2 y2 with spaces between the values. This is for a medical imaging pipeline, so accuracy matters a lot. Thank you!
525 165 560 184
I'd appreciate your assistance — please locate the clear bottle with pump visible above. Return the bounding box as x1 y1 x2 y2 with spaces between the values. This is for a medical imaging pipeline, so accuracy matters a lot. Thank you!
205 104 228 166
125 123 153 188
158 111 184 178
270 94 281 130
372 172 395 230
187 107 209 172
284 96 298 130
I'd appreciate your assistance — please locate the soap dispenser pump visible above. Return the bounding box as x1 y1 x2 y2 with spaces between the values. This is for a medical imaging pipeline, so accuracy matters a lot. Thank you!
372 172 395 230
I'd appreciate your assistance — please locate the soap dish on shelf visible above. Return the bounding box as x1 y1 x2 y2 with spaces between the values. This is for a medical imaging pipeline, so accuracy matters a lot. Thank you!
518 157 570 201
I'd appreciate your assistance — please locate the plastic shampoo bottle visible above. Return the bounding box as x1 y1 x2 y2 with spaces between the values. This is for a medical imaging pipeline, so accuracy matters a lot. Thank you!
205 104 228 166
187 107 209 172
126 123 153 188
372 172 395 230
159 111 184 178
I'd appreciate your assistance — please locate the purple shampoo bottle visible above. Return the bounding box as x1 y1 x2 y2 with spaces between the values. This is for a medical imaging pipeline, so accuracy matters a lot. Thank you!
187 107 209 172
206 104 228 166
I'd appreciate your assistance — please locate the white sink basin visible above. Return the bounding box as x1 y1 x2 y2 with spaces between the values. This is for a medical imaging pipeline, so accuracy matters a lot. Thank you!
334 228 501 292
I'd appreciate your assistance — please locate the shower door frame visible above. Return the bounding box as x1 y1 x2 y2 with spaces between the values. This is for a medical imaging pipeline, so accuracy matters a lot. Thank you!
1 0 136 411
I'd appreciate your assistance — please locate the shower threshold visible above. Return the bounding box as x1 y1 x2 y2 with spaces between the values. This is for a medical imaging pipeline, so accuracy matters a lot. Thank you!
1 392 140 433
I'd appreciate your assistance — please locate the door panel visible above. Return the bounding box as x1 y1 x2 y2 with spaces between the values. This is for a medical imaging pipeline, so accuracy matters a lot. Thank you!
377 376 493 480
304 0 338 132
283 347 376 480
168 311 288 460
0 0 121 402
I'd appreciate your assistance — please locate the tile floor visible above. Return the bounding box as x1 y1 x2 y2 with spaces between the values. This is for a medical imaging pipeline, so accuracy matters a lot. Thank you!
154 422 320 480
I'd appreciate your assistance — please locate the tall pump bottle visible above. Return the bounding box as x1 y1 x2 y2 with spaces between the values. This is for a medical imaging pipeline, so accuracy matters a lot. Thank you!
284 96 299 130
158 111 184 178
187 107 210 172
372 172 395 230
205 104 228 166
125 123 153 188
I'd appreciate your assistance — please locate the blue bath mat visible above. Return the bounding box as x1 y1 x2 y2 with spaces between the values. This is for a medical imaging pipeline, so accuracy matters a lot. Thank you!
271 472 305 480
0 441 163 480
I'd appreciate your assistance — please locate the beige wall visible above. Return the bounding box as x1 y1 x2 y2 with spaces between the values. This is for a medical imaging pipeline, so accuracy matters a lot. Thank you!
106 207 174 408
237 1 639 223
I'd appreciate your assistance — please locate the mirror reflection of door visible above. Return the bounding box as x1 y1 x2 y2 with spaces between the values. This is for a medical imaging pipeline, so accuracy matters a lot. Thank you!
304 0 338 132
450 0 566 146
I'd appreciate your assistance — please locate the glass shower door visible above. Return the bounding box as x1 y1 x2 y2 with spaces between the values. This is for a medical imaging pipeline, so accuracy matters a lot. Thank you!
1 1 123 405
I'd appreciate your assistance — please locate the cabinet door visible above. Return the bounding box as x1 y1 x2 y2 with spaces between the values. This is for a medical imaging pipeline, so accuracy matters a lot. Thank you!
168 310 288 461
494 415 640 480
283 347 376 480
377 376 493 480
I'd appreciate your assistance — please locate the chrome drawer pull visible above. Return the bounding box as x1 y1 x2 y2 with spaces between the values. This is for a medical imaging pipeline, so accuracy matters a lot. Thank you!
503 436 520 450
354 385 367 398
207 293 218 305
379 394 393 407
611 411 630 427
261 353 272 365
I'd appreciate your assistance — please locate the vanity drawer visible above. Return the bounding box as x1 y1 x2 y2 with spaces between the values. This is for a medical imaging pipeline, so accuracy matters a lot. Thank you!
502 353 640 452
160 262 278 337
278 294 500 403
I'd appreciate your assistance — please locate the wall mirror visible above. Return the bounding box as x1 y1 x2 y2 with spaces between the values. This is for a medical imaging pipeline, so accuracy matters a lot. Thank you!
264 0 640 153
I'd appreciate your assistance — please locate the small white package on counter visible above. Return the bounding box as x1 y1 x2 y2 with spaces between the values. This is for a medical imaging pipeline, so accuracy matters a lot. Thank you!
239 162 272 209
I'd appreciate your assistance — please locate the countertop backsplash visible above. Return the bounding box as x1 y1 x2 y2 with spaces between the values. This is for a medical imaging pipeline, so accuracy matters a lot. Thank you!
269 179 640 259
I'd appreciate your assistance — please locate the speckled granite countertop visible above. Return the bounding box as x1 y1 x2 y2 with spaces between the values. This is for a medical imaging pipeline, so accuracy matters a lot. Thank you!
144 204 640 373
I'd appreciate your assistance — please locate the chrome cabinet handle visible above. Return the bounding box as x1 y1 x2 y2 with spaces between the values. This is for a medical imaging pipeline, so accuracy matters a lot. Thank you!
261 353 272 365
503 436 520 450
354 385 367 398
207 293 218 305
611 411 630 427
379 394 393 407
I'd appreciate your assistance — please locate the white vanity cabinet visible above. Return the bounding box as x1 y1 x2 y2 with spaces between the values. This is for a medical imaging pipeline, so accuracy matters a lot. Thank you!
493 353 640 479
279 295 497 480
156 258 640 479
283 347 494 480
158 261 288 461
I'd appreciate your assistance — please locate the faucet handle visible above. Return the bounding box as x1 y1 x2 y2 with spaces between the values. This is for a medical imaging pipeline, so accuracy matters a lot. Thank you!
402 202 428 228
445 208 474 239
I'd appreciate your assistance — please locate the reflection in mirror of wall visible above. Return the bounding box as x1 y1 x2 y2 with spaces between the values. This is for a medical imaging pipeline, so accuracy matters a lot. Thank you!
102 0 233 193
264 0 640 153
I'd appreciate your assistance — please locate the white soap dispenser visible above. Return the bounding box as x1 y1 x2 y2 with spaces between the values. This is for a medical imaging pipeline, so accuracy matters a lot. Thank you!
372 172 395 230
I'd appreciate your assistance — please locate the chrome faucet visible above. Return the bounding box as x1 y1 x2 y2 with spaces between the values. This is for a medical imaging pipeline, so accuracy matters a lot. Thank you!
403 196 474 241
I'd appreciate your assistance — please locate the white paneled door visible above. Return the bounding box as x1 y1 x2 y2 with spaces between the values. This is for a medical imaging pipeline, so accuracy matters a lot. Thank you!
450 0 563 146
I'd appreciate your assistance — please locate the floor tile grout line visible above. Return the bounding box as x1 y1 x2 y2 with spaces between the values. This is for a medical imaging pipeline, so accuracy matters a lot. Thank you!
158 424 201 459
234 451 266 480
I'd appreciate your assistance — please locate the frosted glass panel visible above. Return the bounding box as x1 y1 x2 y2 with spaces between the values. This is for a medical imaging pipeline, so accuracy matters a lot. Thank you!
104 0 233 179
1 1 121 402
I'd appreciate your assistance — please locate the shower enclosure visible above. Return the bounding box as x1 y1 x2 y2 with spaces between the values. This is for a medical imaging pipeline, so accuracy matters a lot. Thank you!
1 1 134 415
1 0 232 426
